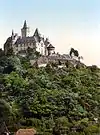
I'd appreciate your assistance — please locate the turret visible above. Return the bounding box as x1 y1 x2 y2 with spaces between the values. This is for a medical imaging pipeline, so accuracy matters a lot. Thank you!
47 44 55 56
12 30 14 37
21 20 28 37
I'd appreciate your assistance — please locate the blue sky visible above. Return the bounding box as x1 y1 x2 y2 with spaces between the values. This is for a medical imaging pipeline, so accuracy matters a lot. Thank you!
1 0 100 66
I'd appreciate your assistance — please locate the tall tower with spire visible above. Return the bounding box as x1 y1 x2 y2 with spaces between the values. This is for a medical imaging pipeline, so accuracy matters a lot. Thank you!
21 20 28 37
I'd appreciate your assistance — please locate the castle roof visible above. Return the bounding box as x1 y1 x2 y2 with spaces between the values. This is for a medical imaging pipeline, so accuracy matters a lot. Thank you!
34 28 40 37
23 20 27 29
47 44 55 49
15 36 35 45
33 28 41 42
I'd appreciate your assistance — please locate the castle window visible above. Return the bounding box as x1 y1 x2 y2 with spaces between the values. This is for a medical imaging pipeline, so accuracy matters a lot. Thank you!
28 43 30 47
16 48 18 51
22 44 24 47
41 43 43 47
41 49 43 55
18 44 20 47
16 44 18 47
20 45 22 50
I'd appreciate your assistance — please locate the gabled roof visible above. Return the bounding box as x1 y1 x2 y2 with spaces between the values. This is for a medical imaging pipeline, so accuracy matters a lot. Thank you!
34 28 40 37
33 28 41 42
15 36 35 45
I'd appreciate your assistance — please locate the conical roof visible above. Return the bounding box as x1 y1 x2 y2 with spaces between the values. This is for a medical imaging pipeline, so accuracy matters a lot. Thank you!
23 20 27 29
47 44 55 49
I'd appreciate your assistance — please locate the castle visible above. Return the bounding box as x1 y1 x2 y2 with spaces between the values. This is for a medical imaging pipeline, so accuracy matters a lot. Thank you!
3 20 85 68
4 20 55 56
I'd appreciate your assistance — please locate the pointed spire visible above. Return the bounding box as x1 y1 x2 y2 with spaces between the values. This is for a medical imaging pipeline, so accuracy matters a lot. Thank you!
33 28 41 42
21 20 28 37
11 30 15 41
12 30 14 36
23 20 27 29
34 28 39 37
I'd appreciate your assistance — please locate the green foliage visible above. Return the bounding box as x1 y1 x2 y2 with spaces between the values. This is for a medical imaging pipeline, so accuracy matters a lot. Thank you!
0 99 12 122
27 47 41 60
84 125 100 135
6 48 14 56
4 72 29 99
0 55 100 134
53 117 70 135
0 56 23 74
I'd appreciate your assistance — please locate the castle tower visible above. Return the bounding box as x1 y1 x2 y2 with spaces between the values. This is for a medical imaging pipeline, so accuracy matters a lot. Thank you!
12 30 14 37
11 30 15 42
21 20 28 38
47 44 55 56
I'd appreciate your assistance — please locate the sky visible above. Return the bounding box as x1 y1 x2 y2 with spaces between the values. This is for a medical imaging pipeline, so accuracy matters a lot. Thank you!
1 0 100 66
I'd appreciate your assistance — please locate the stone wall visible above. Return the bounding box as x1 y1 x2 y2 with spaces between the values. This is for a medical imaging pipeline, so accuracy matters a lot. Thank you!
30 54 86 68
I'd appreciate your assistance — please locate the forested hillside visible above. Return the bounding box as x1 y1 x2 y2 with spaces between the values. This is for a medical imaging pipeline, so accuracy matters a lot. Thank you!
0 55 100 135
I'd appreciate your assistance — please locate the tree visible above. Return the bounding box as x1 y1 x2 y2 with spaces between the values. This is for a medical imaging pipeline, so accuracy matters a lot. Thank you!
0 56 23 74
6 48 14 56
69 48 79 58
0 52 100 134
0 99 11 134
0 49 4 57
0 99 11 121
69 48 83 63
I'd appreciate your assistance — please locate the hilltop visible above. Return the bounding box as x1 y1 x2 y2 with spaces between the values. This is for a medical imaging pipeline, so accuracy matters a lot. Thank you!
0 24 99 134
0 51 100 135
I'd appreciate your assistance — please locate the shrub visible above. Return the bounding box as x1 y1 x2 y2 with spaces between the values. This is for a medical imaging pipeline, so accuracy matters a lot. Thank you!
84 125 100 135
53 117 70 135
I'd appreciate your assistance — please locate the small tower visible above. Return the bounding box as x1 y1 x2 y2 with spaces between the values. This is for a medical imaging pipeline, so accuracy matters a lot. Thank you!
12 30 14 37
11 30 15 42
47 44 55 56
21 20 28 38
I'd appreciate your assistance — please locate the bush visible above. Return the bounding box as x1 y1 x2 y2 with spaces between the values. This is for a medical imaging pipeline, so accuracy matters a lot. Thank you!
53 117 70 135
84 125 100 135
68 132 85 135
27 118 42 129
